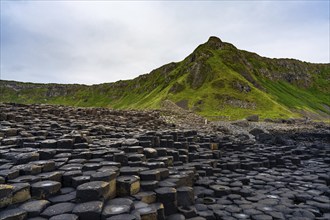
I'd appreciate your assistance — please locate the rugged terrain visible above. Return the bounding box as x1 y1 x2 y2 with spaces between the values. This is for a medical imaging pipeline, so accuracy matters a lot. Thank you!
0 103 329 220
1 36 329 120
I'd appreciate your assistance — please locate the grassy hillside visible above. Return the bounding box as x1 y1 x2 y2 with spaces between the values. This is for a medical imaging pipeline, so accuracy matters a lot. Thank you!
1 36 329 120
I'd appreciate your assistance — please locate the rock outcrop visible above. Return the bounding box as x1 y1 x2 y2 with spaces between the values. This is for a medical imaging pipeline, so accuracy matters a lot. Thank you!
0 103 329 219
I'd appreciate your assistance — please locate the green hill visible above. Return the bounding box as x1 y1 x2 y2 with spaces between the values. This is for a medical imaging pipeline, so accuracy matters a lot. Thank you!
1 36 329 120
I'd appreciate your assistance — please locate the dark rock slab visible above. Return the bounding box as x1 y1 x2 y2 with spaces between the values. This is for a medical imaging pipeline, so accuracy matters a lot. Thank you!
106 214 139 220
177 186 194 207
20 199 50 217
72 201 104 220
76 181 110 202
134 191 156 204
31 180 61 199
116 176 140 196
49 214 79 220
134 206 158 220
0 184 13 208
48 191 76 203
11 182 31 204
0 208 27 220
102 203 131 219
41 202 75 218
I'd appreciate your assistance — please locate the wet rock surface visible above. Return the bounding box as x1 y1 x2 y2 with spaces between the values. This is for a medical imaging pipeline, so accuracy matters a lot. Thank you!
0 103 329 220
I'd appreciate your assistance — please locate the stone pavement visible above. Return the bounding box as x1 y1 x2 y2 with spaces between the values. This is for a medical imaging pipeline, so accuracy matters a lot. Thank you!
0 103 329 220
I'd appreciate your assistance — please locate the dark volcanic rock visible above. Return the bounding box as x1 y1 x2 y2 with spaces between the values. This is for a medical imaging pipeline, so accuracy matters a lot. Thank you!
72 201 103 220
20 199 50 217
49 214 79 220
30 180 61 199
0 208 27 220
41 202 75 217
0 103 329 219
76 181 110 202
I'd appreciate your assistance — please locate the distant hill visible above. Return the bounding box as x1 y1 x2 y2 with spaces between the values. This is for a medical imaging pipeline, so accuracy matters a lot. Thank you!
1 36 329 120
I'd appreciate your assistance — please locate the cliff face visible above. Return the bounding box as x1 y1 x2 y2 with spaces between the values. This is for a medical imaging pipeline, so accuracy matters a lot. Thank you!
1 36 329 120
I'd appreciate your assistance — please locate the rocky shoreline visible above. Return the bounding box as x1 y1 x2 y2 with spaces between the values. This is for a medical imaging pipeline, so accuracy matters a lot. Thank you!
0 103 329 220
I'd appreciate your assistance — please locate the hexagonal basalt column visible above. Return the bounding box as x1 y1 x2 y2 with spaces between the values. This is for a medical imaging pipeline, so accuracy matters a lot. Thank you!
127 146 144 154
11 183 31 204
62 170 82 187
40 139 58 148
82 163 102 171
31 180 61 199
210 184 231 197
127 153 146 162
143 148 158 158
8 174 41 184
156 168 170 180
140 180 159 191
106 214 138 220
20 200 50 218
150 203 165 220
177 186 195 207
140 169 161 181
0 169 19 181
38 171 62 182
57 138 73 149
134 206 158 220
120 166 148 176
76 181 110 202
31 160 56 172
116 176 140 196
0 184 13 208
49 213 79 220
41 202 75 218
91 171 117 199
102 198 134 219
113 152 128 166
0 208 27 220
134 191 156 204
72 201 104 220
155 187 177 216
72 176 91 188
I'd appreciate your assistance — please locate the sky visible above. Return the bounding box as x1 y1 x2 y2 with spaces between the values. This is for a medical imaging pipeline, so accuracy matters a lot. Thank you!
1 1 329 85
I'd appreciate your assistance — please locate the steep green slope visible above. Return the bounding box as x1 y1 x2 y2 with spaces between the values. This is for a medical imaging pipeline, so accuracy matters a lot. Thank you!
1 36 329 120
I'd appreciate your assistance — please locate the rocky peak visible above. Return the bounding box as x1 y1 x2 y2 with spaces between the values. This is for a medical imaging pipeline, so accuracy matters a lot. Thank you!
189 36 223 62
205 36 224 50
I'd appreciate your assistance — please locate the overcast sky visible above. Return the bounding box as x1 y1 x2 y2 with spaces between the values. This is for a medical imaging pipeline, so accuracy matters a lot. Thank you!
1 1 329 85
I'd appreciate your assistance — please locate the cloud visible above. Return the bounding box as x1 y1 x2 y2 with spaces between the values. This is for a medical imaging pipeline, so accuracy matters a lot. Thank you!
1 1 329 84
